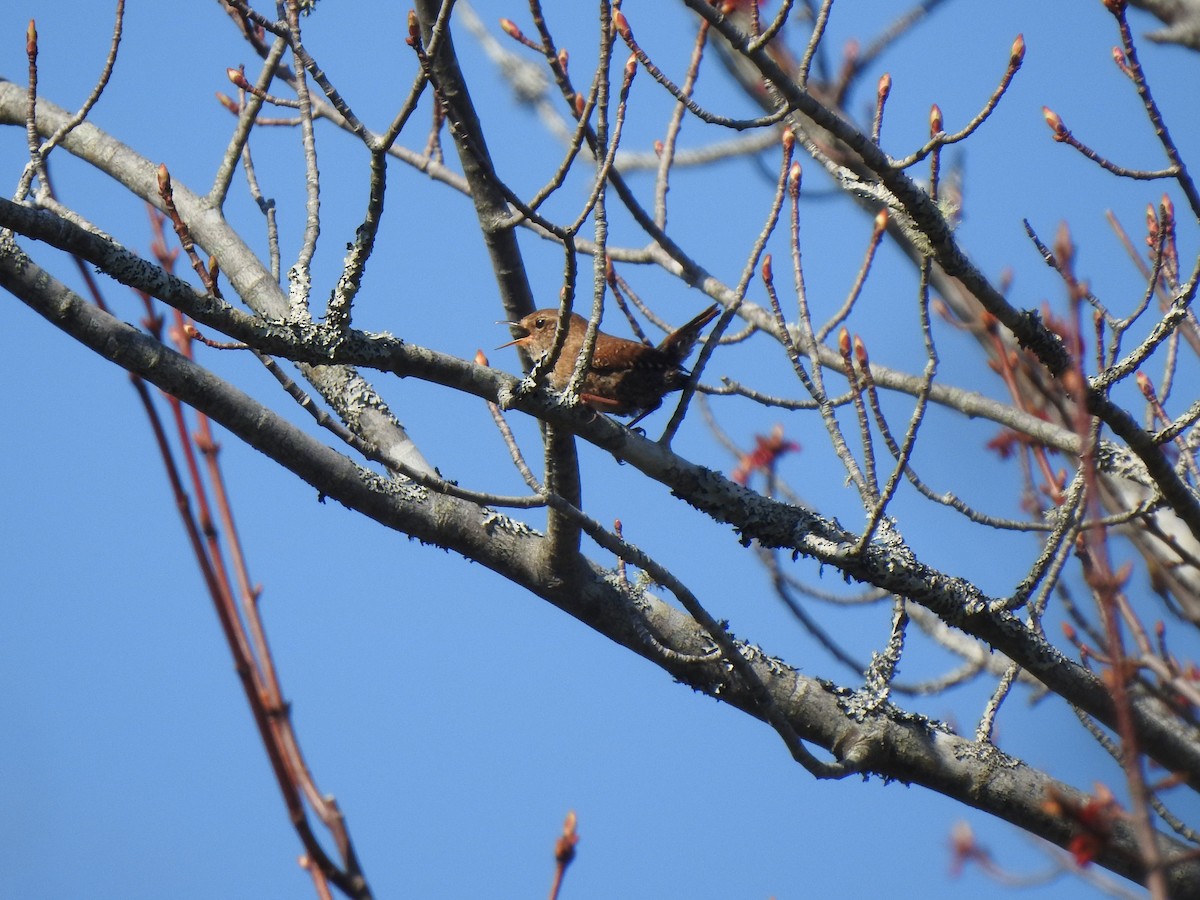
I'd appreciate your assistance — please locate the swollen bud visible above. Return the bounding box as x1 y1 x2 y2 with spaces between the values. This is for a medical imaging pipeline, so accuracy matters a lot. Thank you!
788 162 802 197
1010 34 1025 65
226 67 251 90
1042 106 1067 141
613 9 631 40
877 73 892 102
1111 46 1131 76
853 335 870 369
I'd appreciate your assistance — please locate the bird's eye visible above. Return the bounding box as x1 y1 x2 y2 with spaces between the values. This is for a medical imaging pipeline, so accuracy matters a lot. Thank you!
535 317 547 329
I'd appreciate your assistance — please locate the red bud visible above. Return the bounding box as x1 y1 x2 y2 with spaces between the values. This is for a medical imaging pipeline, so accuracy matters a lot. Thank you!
788 162 802 196
877 73 892 101
613 10 631 39
1011 34 1025 65
1042 106 1067 141
226 67 251 90
854 335 869 368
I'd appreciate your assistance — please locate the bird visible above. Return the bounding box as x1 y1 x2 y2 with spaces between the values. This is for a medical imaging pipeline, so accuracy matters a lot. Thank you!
499 304 720 424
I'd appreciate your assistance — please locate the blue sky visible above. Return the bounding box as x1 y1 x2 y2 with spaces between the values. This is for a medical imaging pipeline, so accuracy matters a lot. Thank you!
3 2 1198 897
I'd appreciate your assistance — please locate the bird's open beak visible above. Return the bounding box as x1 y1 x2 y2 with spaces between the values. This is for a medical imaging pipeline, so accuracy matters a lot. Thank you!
496 321 531 350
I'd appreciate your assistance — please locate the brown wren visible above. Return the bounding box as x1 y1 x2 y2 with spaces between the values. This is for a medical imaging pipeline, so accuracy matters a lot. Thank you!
499 304 720 424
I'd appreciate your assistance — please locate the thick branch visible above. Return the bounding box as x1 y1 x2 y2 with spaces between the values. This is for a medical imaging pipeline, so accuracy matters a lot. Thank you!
4 201 1199 792
4 236 1199 889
